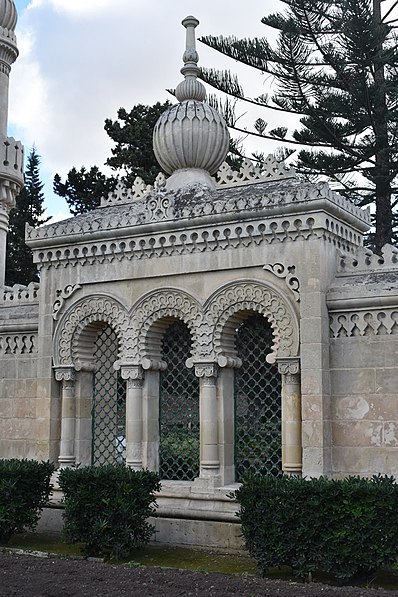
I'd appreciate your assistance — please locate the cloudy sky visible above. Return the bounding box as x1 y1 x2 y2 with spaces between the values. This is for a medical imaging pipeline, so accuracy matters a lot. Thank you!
9 0 285 219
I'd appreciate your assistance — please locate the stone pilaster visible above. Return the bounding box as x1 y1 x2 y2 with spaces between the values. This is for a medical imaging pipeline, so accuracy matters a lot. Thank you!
120 364 144 470
278 357 302 475
54 367 76 467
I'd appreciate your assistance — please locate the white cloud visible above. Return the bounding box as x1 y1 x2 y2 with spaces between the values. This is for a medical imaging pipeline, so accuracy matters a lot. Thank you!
8 0 282 217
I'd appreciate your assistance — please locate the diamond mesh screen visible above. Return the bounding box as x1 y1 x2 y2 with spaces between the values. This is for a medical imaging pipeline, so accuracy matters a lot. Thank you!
92 326 126 465
234 313 282 481
159 320 199 481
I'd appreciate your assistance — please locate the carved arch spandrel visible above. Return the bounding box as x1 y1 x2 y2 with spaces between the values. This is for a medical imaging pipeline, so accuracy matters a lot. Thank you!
203 280 300 363
53 294 129 369
127 288 204 364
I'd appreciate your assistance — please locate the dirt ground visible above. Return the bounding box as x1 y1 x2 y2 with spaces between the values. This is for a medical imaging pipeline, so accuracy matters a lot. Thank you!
0 554 397 597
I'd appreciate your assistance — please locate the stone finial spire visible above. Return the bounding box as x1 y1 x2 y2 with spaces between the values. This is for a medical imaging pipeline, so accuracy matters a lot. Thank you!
0 0 23 287
153 15 229 191
175 16 206 103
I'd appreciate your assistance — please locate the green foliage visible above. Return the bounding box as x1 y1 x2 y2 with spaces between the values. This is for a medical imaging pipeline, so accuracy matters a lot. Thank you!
0 459 54 542
53 166 115 216
5 148 50 285
104 101 172 186
58 465 160 559
54 101 171 215
159 429 200 481
235 474 398 581
200 0 398 250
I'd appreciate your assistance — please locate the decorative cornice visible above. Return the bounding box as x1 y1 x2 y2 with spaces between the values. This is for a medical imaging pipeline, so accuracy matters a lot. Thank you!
329 308 398 338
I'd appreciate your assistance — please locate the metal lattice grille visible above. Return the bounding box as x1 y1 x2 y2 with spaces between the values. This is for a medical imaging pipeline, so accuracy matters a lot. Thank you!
92 326 126 465
159 320 199 481
234 313 282 481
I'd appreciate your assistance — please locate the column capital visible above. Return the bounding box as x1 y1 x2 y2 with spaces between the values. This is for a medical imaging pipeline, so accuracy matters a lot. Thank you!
193 362 219 383
277 357 300 376
54 366 76 382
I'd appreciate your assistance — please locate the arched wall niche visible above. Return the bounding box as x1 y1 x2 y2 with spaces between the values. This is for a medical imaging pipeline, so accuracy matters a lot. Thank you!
203 279 300 363
128 288 204 366
53 294 129 370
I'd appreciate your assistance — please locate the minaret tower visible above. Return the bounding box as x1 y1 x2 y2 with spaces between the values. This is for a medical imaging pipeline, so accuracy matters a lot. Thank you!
0 0 24 286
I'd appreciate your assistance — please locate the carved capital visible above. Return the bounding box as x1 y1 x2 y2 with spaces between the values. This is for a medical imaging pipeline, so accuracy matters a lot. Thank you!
194 362 219 383
54 366 76 383
278 357 300 376
120 364 144 382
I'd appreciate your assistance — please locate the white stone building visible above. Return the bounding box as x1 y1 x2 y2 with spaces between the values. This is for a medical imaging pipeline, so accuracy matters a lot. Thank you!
0 6 397 547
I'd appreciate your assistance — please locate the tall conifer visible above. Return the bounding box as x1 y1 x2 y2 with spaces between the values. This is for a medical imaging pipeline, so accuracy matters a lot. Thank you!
200 0 398 251
5 148 49 286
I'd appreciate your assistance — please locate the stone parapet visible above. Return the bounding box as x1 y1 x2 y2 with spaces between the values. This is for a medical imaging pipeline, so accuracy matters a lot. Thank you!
337 244 398 275
1 282 40 304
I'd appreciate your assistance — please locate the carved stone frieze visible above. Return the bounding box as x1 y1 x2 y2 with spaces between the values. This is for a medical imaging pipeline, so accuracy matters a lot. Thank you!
53 284 82 320
30 214 362 271
329 309 398 338
54 295 129 368
263 263 300 301
0 333 38 355
204 280 299 363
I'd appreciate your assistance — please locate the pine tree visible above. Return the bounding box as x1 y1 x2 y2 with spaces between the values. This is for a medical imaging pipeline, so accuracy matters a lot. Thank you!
5 148 50 286
200 0 398 252
54 101 172 214
104 101 172 187
53 166 114 216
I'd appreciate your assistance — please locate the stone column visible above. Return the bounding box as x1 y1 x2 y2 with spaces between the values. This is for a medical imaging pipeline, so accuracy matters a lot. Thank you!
195 363 220 482
278 358 302 474
120 365 144 470
54 367 76 467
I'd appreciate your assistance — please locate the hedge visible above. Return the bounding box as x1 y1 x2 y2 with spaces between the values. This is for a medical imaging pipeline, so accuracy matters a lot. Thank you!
58 465 160 559
0 459 54 542
235 474 398 581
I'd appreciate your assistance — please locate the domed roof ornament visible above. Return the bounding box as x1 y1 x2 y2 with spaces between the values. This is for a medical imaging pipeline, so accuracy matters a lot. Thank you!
153 16 230 191
0 0 17 32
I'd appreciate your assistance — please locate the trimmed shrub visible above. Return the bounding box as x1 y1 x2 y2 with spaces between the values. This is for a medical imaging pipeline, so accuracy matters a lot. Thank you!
235 474 398 581
58 465 160 559
0 459 54 542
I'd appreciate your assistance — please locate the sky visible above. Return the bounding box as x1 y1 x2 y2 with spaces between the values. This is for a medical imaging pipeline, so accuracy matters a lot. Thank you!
8 0 285 221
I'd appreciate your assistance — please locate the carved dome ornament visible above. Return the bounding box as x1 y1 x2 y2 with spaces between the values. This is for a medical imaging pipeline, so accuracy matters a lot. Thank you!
153 16 230 190
0 0 17 32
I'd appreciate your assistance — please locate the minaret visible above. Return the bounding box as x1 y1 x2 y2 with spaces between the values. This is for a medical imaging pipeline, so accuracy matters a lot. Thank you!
0 0 24 286
153 16 229 191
